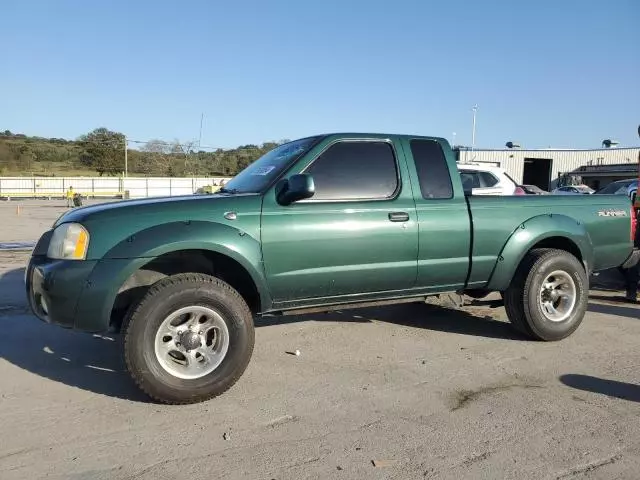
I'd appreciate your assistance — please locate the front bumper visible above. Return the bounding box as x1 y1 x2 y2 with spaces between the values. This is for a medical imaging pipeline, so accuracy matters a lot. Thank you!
26 231 149 333
621 248 640 269
26 255 98 329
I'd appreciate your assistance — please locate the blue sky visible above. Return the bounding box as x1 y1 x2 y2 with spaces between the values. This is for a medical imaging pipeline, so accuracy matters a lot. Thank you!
2 0 639 149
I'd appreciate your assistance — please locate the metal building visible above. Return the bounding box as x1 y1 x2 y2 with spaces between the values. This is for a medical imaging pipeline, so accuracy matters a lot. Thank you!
455 146 639 191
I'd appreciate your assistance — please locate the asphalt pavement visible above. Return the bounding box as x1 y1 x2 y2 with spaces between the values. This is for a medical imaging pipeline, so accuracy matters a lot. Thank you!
1 250 639 480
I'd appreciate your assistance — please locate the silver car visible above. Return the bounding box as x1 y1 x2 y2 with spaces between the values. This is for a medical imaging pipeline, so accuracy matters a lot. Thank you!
551 185 595 195
595 179 638 204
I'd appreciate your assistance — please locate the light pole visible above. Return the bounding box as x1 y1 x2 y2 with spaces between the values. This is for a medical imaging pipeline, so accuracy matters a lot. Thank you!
471 104 478 154
452 132 456 147
124 135 128 177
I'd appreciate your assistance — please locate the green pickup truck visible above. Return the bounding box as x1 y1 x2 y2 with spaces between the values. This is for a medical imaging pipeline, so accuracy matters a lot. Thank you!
26 133 639 404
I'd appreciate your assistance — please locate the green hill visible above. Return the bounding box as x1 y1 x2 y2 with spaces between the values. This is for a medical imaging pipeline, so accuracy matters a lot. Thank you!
0 128 283 177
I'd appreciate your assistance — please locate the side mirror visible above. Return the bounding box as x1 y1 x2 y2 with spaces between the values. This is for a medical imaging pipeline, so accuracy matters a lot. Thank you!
276 174 315 205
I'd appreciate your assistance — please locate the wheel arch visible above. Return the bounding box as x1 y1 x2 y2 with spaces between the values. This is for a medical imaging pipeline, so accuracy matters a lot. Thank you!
486 214 593 292
81 221 271 332
111 247 269 330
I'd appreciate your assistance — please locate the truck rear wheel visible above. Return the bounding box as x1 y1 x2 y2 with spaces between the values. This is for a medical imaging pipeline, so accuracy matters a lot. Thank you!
504 248 588 341
124 273 255 404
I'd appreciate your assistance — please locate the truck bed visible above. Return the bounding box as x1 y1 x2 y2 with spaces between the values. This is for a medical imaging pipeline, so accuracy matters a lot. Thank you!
466 194 633 288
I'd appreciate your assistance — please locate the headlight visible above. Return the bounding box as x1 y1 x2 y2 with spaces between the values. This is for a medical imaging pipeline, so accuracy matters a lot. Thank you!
47 223 90 260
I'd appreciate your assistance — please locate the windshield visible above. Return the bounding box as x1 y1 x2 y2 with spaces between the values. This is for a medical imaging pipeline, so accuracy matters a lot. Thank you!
503 172 519 187
220 136 322 194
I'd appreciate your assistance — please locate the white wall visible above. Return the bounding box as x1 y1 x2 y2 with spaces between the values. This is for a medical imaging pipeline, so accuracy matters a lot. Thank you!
0 176 232 198
457 147 639 188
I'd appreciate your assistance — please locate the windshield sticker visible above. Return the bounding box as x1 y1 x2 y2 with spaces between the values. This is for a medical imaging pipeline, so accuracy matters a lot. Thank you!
252 165 276 176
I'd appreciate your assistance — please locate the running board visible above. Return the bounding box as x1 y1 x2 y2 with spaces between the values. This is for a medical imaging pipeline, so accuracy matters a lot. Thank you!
272 291 469 317
276 296 426 316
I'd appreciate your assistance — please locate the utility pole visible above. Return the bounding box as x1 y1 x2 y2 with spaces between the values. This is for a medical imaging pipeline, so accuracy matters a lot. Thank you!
196 113 205 178
124 135 128 177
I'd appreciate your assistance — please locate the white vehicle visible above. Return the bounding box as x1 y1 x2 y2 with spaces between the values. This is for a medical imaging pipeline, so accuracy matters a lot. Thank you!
456 163 524 196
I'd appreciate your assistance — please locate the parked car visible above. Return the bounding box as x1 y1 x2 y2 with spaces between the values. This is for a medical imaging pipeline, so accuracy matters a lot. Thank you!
551 185 595 195
26 133 639 404
521 184 549 195
595 179 638 204
456 163 525 195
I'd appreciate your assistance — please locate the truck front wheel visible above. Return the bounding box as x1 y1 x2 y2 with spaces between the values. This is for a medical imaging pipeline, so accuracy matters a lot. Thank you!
504 248 588 341
124 273 255 404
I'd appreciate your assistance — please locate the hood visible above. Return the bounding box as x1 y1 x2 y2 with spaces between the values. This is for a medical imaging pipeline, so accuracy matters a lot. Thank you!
54 193 264 260
54 193 258 227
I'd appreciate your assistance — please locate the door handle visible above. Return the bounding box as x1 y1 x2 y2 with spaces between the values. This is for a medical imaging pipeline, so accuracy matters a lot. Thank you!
388 212 409 222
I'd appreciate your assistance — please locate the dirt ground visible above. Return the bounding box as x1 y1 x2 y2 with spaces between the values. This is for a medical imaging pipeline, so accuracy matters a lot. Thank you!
1 199 639 480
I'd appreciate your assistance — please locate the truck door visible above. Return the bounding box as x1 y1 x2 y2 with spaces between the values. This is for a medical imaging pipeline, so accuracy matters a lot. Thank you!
261 137 419 303
399 138 472 292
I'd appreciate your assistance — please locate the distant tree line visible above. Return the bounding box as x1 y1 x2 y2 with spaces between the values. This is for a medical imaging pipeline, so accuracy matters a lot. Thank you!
0 128 286 177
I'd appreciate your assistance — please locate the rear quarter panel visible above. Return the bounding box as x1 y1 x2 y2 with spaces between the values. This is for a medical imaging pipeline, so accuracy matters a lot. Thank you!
467 194 633 290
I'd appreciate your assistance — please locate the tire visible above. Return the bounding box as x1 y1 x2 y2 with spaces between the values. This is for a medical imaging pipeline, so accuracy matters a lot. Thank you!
124 273 255 404
504 248 588 341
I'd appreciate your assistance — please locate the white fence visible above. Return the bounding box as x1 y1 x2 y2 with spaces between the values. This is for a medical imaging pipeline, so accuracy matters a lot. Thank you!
0 176 232 199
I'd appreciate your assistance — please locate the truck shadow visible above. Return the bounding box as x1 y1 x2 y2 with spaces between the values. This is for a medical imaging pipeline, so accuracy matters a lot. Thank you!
257 302 526 341
0 312 148 402
0 263 147 402
560 374 640 403
0 300 525 403
587 295 639 319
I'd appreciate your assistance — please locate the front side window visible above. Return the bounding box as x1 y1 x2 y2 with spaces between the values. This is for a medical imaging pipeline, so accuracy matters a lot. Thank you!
304 141 398 201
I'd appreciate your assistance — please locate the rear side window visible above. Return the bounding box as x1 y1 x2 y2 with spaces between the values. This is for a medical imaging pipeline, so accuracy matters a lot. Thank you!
479 172 499 187
460 171 480 190
305 141 398 200
410 140 453 199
